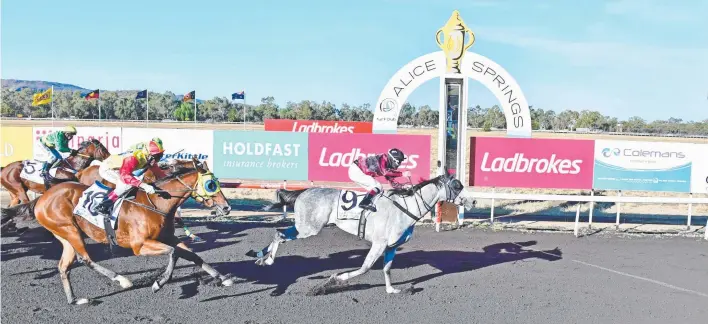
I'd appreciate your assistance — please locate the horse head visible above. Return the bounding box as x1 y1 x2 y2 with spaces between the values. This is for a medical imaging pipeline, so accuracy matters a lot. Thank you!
69 139 111 170
437 160 475 210
155 157 231 216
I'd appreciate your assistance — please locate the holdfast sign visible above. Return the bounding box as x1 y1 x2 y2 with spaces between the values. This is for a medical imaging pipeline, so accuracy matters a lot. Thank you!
470 137 595 189
593 140 694 192
213 130 308 180
307 133 431 182
264 119 373 133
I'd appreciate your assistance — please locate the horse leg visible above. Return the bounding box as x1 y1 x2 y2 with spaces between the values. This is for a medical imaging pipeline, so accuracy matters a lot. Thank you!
336 242 386 282
134 239 178 293
52 234 84 305
382 247 401 294
66 227 133 290
173 243 234 287
248 226 300 266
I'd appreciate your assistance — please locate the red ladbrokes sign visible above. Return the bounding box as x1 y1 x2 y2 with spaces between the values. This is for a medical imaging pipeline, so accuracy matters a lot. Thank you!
308 133 431 182
264 119 373 133
470 137 595 189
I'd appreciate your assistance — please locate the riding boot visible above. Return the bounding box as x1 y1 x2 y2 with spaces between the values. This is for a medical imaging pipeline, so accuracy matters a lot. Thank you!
93 198 115 216
41 162 52 190
358 193 378 212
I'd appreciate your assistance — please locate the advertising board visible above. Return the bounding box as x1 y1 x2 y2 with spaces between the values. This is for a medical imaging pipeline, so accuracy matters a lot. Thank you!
32 127 123 160
690 143 708 194
469 137 595 189
593 140 694 192
213 130 308 180
307 133 431 182
1 126 33 167
264 119 373 133
122 128 213 167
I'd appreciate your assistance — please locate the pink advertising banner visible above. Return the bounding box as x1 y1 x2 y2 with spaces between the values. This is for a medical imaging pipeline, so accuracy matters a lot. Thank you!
470 137 595 189
308 133 431 183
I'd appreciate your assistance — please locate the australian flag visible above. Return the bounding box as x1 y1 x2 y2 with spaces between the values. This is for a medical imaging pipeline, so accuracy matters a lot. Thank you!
232 91 245 100
136 89 147 99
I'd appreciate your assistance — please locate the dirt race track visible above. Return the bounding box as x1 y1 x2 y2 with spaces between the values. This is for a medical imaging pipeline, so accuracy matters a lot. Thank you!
2 216 707 324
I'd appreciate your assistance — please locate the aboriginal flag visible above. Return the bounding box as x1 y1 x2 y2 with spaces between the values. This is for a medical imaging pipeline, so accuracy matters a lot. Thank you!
183 90 195 102
84 89 99 100
136 89 147 99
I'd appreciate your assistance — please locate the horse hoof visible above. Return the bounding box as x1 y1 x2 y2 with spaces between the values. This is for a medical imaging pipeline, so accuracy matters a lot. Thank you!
72 298 91 305
221 278 234 287
264 257 274 266
114 275 133 289
386 287 401 294
151 281 162 293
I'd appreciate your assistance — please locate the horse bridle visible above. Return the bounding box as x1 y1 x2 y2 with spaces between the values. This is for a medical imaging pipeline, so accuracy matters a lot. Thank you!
384 175 464 222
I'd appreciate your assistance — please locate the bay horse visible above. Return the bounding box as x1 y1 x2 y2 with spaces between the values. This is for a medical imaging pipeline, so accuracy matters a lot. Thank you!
0 157 234 305
248 167 476 295
1 138 111 207
75 158 209 241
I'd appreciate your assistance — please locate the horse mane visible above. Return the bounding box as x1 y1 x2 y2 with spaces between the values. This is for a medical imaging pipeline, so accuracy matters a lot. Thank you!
388 175 445 196
79 138 102 149
154 163 198 185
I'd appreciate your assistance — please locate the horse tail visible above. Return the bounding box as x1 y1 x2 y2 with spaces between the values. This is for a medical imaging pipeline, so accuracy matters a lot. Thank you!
262 189 308 211
1 198 39 225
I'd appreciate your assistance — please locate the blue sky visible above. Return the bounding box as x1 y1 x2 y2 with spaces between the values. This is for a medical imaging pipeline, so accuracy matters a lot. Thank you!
2 0 707 121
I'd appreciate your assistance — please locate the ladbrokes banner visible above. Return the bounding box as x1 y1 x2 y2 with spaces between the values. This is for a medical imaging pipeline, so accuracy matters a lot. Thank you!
470 137 596 189
307 133 431 182
264 119 373 133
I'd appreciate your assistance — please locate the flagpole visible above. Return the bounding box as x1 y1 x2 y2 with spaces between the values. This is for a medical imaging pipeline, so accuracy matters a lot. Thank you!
243 92 246 130
146 90 149 127
51 85 55 127
193 92 197 125
98 89 101 125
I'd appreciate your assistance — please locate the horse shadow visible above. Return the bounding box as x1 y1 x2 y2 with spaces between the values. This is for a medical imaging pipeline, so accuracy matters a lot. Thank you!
207 240 562 298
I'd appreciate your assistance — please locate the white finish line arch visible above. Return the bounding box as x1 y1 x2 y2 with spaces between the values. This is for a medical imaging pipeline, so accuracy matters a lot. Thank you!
373 50 532 138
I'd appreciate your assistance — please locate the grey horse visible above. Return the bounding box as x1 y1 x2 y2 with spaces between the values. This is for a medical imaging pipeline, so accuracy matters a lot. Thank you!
246 170 476 294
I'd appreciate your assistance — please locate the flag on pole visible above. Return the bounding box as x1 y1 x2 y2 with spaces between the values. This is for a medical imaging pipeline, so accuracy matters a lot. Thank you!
84 89 100 100
31 88 53 106
232 91 245 100
136 89 147 99
183 90 195 102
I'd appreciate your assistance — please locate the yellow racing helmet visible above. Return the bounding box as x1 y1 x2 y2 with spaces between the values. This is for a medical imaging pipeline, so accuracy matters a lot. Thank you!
64 125 77 135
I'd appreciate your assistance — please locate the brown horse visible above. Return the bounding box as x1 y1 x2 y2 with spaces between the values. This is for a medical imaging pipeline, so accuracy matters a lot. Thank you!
75 158 208 241
0 157 234 304
1 139 111 206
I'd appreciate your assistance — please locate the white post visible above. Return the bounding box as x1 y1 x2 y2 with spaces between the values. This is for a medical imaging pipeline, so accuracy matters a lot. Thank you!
588 190 594 229
146 91 149 127
490 187 496 224
243 96 247 130
687 193 693 231
615 190 622 230
574 204 581 237
435 203 440 233
281 180 288 220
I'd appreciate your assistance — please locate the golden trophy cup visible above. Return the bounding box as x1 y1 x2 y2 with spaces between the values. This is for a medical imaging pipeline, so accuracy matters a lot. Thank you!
435 10 476 74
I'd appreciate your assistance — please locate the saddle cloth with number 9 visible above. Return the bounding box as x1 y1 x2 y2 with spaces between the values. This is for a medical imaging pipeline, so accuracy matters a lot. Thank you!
336 189 369 220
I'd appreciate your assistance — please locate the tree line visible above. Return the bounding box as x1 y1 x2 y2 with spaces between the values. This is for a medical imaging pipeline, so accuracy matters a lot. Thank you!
2 87 707 136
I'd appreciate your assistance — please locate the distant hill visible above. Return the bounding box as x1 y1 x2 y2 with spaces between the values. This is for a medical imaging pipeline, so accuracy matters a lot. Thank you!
1 79 204 102
1 79 88 92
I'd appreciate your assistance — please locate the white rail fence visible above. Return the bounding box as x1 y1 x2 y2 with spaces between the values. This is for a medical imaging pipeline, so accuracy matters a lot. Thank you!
467 191 708 240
